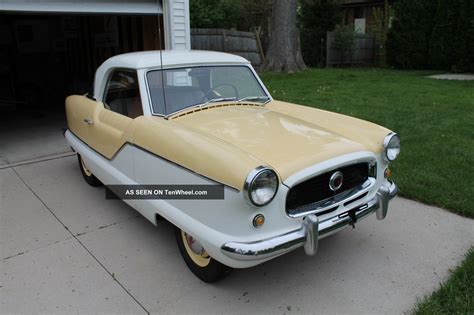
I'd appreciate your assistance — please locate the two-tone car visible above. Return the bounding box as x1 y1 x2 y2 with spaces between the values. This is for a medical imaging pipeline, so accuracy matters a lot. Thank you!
65 50 399 282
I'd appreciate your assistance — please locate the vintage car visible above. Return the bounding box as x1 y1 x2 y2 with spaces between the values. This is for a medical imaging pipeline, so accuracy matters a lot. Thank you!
65 50 399 282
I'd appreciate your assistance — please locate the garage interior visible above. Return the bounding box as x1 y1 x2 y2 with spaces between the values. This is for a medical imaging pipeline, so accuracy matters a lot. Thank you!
0 12 163 166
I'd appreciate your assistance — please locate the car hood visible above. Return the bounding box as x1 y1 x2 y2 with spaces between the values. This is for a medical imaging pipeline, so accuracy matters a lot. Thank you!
171 103 374 180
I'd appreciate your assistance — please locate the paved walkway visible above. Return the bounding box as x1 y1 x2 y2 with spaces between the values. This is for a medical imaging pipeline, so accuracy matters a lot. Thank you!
1 155 473 314
428 73 474 81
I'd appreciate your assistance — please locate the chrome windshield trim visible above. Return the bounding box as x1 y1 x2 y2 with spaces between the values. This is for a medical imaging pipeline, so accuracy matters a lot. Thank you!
287 177 377 218
144 64 272 118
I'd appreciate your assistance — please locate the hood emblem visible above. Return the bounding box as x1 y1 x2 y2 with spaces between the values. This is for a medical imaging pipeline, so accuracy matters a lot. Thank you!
329 171 344 192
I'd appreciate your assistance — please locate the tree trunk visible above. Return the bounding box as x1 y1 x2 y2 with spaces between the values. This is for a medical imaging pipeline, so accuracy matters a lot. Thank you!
262 0 307 72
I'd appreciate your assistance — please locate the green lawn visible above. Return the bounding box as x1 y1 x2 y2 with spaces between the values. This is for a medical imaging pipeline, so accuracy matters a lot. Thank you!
261 68 474 218
413 248 474 315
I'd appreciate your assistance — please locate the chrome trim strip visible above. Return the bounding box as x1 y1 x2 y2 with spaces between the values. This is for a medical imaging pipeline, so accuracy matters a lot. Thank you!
283 154 376 189
221 181 397 261
287 177 376 218
66 129 240 192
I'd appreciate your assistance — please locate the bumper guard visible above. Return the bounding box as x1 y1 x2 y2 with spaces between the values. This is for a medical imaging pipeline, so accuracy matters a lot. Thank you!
221 181 397 261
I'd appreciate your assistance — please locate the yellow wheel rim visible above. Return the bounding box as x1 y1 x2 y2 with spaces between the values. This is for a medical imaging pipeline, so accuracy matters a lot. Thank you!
181 231 211 267
80 157 92 177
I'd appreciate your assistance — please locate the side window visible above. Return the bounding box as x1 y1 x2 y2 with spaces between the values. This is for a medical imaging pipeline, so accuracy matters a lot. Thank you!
104 69 143 119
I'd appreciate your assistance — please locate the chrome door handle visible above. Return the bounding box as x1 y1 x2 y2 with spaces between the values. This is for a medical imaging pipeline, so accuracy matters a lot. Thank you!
83 118 94 125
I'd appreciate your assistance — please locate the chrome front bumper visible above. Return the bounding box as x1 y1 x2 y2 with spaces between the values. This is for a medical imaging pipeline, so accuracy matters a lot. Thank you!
221 181 397 261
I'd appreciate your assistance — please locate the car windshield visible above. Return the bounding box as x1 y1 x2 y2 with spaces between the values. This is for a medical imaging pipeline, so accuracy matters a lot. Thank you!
147 65 269 116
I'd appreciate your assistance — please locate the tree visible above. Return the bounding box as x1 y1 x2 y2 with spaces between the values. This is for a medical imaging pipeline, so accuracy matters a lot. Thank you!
261 0 306 72
190 0 240 29
370 0 392 66
237 0 272 32
299 0 342 67
237 0 273 51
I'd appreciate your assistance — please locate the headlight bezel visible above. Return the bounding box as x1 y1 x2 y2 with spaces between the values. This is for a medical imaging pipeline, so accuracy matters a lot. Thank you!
383 132 400 162
244 166 279 207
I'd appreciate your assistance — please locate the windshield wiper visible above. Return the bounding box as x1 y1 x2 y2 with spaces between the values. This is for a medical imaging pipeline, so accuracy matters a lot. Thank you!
237 96 271 104
201 97 237 106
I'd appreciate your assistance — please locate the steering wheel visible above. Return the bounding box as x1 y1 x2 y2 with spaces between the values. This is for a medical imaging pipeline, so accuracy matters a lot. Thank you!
202 83 239 102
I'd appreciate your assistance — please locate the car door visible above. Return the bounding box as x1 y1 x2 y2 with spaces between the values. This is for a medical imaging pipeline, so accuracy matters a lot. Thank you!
78 69 143 181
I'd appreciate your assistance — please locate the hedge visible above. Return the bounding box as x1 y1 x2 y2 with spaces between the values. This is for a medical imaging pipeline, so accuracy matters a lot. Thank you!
387 0 474 72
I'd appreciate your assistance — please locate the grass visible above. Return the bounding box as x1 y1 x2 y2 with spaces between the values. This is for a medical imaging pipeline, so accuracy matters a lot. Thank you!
413 248 474 314
260 68 474 218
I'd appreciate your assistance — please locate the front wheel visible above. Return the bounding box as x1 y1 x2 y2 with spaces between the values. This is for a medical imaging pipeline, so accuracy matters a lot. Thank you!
78 154 102 186
175 227 231 282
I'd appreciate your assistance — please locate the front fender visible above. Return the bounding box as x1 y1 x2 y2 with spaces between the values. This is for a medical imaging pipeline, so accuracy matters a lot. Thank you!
133 116 265 190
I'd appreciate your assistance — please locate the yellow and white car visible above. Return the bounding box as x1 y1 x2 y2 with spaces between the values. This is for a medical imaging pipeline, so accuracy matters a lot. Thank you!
65 51 399 282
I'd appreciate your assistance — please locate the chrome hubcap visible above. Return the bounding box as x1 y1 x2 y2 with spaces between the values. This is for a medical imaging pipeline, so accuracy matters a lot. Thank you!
80 157 92 176
185 233 207 256
181 231 211 267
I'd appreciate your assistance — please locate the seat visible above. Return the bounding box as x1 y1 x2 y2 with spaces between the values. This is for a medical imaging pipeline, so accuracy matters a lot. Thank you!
127 96 143 119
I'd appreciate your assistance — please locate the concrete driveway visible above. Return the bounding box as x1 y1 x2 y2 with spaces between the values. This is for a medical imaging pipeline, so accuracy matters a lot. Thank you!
0 115 71 168
1 155 473 314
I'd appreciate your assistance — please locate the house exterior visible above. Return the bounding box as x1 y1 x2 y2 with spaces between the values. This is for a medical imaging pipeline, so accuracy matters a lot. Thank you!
341 0 395 34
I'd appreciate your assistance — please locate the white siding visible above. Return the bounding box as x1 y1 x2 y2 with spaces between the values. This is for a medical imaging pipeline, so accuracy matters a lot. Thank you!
163 0 191 50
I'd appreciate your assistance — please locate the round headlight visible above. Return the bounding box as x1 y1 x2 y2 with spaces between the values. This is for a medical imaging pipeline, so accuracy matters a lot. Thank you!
383 133 400 162
244 167 279 206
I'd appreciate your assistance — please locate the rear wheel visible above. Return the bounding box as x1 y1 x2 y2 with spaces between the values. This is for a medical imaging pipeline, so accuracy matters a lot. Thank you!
78 154 101 186
175 227 231 282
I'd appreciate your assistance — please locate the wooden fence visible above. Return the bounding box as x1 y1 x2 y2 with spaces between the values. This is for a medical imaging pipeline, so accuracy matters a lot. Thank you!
191 28 264 66
326 31 376 67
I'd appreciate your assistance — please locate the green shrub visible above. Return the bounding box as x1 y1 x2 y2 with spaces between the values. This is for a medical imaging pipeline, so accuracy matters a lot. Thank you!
333 24 355 63
386 0 436 69
387 0 474 72
429 0 456 71
433 0 474 73
299 0 342 67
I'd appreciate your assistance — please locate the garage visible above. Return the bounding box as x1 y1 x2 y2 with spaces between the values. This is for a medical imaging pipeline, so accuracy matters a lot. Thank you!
0 0 190 167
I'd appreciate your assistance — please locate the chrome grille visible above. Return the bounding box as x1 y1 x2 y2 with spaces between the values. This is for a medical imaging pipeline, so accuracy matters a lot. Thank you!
286 163 370 217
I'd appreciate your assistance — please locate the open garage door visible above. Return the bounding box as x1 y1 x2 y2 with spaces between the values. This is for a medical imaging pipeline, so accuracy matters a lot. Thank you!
0 0 162 15
0 1 168 167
